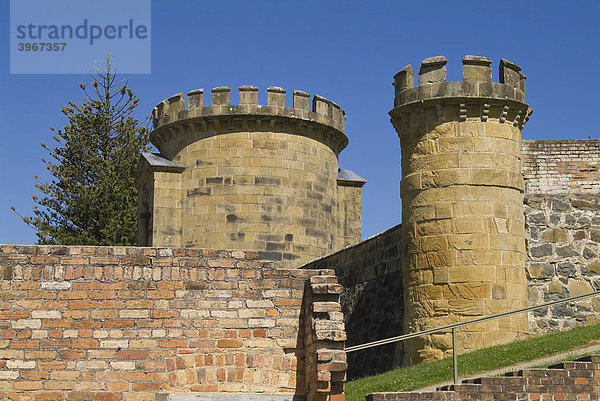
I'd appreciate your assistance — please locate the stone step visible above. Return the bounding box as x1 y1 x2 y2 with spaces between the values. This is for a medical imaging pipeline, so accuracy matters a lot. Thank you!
576 354 600 363
155 394 305 401
365 391 460 401
436 383 480 392
367 354 600 401
547 361 593 370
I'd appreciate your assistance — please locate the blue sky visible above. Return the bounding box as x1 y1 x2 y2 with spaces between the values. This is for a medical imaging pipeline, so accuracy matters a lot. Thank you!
1 0 599 245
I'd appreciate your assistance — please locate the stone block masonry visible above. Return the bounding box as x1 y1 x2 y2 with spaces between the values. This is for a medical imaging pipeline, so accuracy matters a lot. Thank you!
0 245 346 401
301 224 403 380
389 56 531 363
137 85 365 268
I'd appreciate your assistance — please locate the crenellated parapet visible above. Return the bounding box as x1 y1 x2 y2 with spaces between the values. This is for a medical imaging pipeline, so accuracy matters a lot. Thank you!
138 83 362 268
390 56 532 131
390 55 532 364
150 85 348 156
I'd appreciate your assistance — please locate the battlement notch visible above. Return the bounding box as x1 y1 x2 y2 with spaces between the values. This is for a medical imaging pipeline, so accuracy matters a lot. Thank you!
152 85 346 133
150 85 349 156
391 55 531 129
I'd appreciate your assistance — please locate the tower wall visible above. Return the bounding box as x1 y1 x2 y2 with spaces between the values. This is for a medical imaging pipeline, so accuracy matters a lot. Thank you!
138 86 364 268
389 56 533 362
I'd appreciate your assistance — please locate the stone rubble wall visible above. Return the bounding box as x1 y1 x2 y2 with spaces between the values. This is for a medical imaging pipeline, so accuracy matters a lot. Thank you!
522 139 600 332
525 195 600 332
0 245 346 401
301 225 403 379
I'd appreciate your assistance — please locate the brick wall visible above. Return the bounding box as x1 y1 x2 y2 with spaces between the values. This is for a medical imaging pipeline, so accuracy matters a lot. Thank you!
301 224 403 379
366 354 600 400
522 139 600 194
0 245 345 401
303 276 346 401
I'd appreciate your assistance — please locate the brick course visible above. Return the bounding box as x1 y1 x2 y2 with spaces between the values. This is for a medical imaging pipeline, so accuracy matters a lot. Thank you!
0 245 346 401
522 139 600 195
366 354 600 401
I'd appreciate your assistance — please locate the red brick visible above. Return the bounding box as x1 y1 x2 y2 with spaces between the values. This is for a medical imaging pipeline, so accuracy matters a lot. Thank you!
0 329 15 338
58 291 88 300
123 372 153 381
159 339 188 348
0 310 30 319
253 329 267 337
72 339 98 349
34 392 65 400
117 350 148 360
11 339 39 348
147 290 174 299
132 382 161 391
95 393 122 401
13 381 43 390
66 392 94 401
20 371 50 380
72 320 102 329
104 320 135 328
217 339 244 348
58 350 86 359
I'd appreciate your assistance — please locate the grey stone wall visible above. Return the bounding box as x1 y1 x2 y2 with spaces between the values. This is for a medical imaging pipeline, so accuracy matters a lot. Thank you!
523 139 600 332
525 194 600 332
300 224 403 379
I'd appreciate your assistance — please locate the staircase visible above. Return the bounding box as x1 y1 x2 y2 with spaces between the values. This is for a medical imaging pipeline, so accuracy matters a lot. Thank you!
365 355 599 400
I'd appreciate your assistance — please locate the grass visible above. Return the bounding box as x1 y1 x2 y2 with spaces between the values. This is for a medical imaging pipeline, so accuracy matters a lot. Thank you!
345 323 600 401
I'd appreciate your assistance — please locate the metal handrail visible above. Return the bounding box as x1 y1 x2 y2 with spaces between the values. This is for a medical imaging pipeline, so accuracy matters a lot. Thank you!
345 290 600 384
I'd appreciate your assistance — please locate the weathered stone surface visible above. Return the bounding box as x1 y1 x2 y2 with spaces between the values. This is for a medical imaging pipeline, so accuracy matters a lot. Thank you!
540 228 568 243
418 56 447 85
390 56 529 364
530 244 553 258
301 225 403 380
525 194 600 332
140 86 361 268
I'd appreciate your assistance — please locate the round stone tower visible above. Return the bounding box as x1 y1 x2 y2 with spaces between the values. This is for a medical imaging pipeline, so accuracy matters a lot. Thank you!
136 85 365 268
389 56 533 362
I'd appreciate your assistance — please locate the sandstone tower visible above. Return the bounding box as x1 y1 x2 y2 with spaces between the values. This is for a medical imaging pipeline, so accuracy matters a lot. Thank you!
136 86 365 267
389 56 533 362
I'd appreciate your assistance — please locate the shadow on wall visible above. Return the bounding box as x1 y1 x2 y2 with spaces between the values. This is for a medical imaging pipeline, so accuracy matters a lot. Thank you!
344 275 404 379
301 224 405 379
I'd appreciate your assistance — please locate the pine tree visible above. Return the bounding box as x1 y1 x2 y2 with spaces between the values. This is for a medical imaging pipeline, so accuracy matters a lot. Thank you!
14 57 150 245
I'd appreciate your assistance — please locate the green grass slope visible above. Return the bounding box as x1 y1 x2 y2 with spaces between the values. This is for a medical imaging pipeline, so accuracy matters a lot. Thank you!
346 323 600 401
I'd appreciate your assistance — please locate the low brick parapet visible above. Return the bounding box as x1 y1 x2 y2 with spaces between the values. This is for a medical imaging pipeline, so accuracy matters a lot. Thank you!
0 245 346 401
366 354 600 401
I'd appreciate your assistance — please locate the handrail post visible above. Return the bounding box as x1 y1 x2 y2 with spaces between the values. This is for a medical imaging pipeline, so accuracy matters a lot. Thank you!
452 327 458 384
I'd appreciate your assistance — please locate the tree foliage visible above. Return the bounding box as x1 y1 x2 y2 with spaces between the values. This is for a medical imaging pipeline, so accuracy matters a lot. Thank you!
15 57 150 245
